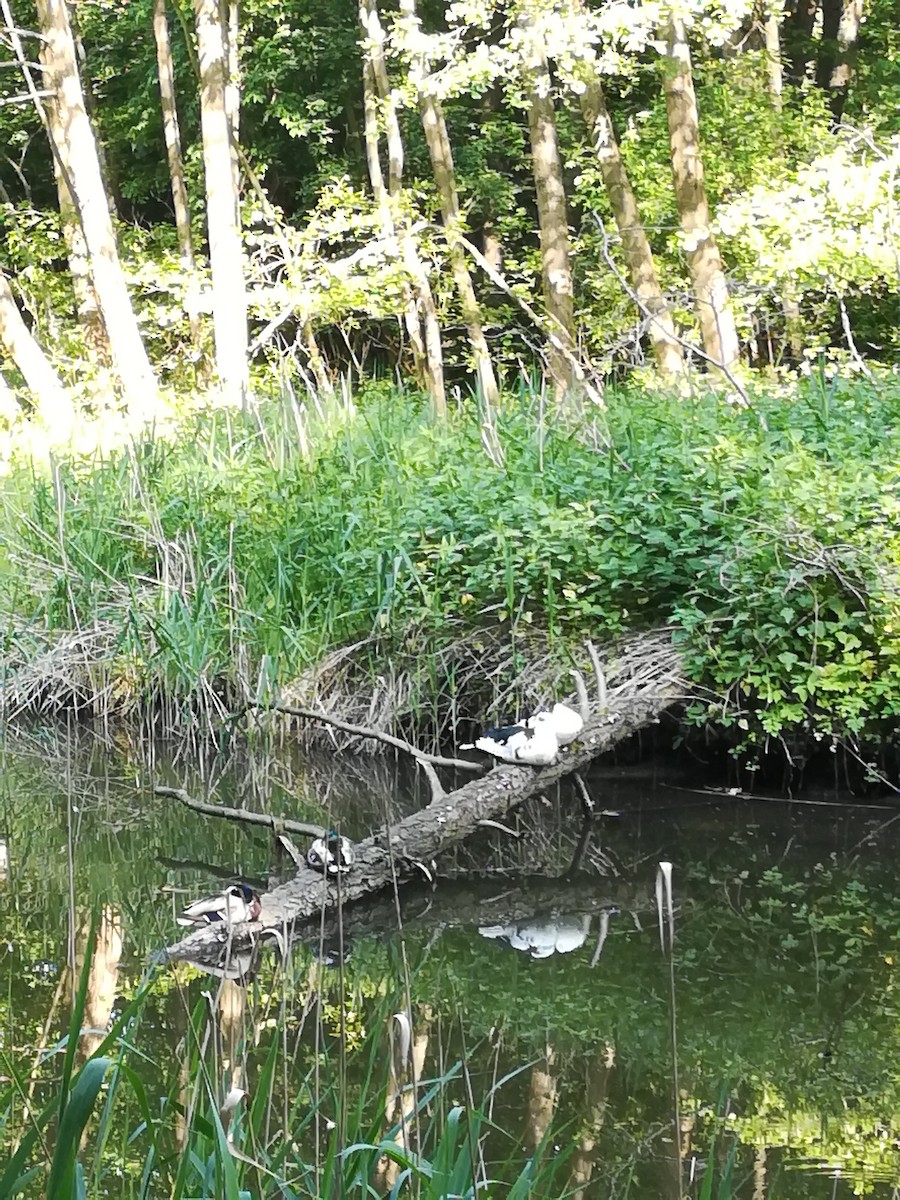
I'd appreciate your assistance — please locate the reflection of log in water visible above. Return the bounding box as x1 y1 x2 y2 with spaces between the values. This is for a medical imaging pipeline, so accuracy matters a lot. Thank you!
567 1045 615 1199
74 905 123 1064
526 1044 558 1152
374 1007 431 1193
184 875 647 982
162 641 681 971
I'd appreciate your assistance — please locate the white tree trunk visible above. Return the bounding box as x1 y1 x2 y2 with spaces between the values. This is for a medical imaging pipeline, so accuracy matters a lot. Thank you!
222 0 241 220
360 0 446 416
518 10 578 410
0 265 76 436
36 0 160 417
195 0 249 408
581 80 684 378
153 0 194 266
663 15 740 371
399 0 500 421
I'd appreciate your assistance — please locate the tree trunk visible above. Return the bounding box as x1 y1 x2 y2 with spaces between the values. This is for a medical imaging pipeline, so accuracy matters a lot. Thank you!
70 7 119 219
0 367 16 419
36 0 160 417
783 0 819 83
764 2 784 110
153 0 202 349
819 0 863 122
518 11 578 410
567 1045 615 1198
662 16 740 372
74 906 123 1064
222 0 241 218
580 80 684 378
0 264 76 436
399 0 501 441
153 0 194 266
762 6 804 361
36 0 105 354
195 0 249 408
526 1045 558 1151
360 0 446 416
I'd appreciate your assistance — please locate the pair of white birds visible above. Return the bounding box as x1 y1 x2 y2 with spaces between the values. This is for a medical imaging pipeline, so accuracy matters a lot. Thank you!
460 701 584 766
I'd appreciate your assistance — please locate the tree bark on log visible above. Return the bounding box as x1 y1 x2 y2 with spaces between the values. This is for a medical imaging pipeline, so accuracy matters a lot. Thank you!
161 664 682 967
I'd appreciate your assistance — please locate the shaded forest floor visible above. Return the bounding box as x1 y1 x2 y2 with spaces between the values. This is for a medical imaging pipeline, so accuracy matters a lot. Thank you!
1 373 899 766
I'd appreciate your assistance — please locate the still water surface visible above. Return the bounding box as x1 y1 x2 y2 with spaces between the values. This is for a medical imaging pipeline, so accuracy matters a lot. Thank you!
2 724 900 1197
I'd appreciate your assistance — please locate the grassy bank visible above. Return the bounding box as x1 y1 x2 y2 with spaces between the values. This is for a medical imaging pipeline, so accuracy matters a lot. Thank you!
1 375 899 757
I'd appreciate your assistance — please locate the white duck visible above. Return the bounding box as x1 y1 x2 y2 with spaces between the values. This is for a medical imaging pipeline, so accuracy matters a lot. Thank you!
177 883 261 927
526 702 584 746
460 710 559 766
307 831 354 875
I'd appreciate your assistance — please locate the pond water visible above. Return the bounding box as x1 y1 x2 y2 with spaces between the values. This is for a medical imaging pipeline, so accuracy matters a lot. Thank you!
2 723 900 1197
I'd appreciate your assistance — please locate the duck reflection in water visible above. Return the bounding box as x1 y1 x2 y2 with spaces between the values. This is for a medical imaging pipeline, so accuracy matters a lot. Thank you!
478 914 592 958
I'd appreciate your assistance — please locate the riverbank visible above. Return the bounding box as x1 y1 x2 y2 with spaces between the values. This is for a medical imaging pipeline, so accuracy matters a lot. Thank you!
1 374 899 763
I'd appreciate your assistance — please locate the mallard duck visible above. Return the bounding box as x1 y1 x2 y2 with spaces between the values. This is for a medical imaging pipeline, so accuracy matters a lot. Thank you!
526 701 584 746
460 710 559 766
176 883 261 927
308 831 353 875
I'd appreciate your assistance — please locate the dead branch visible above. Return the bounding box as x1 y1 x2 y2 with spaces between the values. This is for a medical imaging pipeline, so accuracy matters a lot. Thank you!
236 701 483 774
592 214 751 409
154 786 327 838
459 235 606 415
586 641 607 710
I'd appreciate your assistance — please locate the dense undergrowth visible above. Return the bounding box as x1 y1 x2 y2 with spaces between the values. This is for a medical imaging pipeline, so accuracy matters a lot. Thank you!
1 373 899 758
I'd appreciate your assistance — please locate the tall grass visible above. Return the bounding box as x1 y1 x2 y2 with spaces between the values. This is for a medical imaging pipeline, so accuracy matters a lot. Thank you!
2 372 900 752
0 926 573 1198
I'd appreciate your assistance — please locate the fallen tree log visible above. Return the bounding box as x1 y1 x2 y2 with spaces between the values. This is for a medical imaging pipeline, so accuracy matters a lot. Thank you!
160 633 683 969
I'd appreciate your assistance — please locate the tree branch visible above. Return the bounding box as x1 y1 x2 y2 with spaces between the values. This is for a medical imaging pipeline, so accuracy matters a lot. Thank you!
236 701 484 773
154 785 327 838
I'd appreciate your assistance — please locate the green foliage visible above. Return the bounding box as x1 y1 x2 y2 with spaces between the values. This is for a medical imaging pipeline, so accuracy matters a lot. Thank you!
2 375 900 755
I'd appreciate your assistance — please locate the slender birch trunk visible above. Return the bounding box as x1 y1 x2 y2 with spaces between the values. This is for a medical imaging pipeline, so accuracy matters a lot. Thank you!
526 1044 558 1151
222 0 241 219
764 2 784 109
762 4 804 360
35 0 105 353
518 10 578 409
398 0 501 427
662 15 740 370
153 0 194 265
70 9 118 218
195 0 249 408
36 0 160 416
153 0 202 348
0 265 76 435
360 0 446 415
0 366 16 419
822 0 863 121
783 0 819 84
580 80 683 377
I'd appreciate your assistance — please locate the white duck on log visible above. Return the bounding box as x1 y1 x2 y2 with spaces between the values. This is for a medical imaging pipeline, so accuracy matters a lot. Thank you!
177 883 261 927
526 701 584 746
460 709 559 766
308 831 354 875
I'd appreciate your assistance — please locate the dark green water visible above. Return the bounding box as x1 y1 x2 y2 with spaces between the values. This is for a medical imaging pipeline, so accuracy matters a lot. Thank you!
2 723 900 1197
